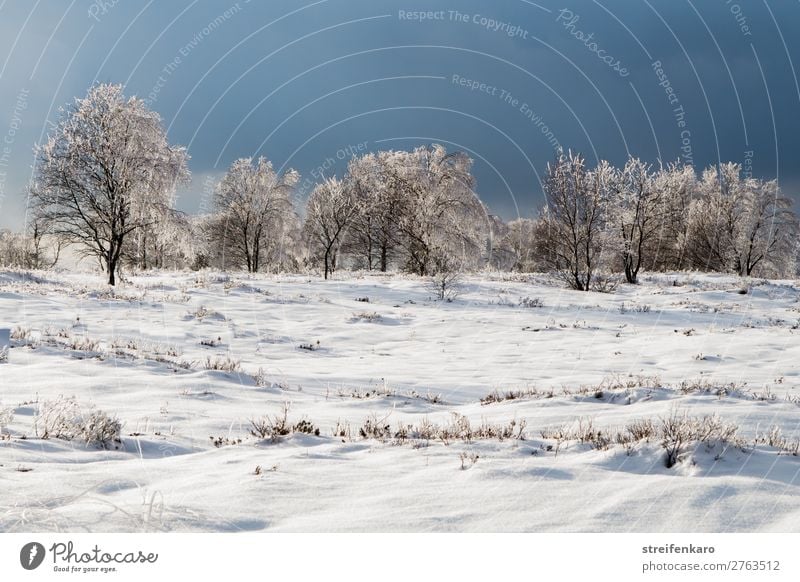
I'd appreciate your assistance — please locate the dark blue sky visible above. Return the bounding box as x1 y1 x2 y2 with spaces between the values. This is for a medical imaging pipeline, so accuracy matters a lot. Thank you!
0 0 798 227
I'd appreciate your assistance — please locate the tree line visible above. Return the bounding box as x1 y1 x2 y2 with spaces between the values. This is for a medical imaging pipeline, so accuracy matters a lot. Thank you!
1 84 797 288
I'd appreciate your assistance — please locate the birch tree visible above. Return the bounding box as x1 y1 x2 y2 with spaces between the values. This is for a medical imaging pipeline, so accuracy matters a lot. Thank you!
31 84 189 285
539 152 611 291
211 157 299 272
304 177 358 279
688 163 796 276
610 157 663 284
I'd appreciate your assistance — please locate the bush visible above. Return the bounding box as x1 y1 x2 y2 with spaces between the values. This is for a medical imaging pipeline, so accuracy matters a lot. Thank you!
350 311 382 322
659 411 738 467
590 272 620 293
519 296 544 308
204 354 241 372
35 396 121 447
358 414 392 440
428 270 462 302
249 403 319 441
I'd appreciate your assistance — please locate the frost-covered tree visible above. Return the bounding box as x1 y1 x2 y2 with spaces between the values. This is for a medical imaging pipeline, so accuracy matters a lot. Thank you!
31 84 189 285
305 145 485 276
124 208 199 270
651 162 696 271
483 213 510 270
185 214 216 270
687 163 796 276
609 157 664 284
304 177 358 279
123 202 186 270
387 145 484 276
9 188 65 269
26 214 63 269
341 152 402 271
210 157 299 273
496 218 537 272
0 230 26 267
539 152 611 291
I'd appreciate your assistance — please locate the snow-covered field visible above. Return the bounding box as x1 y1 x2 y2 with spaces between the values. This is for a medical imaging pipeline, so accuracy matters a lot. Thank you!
1 269 799 532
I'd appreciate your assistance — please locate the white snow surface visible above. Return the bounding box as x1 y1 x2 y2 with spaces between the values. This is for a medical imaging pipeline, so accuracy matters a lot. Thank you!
1 269 799 532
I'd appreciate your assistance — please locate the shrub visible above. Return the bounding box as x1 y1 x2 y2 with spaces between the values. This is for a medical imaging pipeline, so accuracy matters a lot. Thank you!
518 296 544 308
252 367 271 387
248 403 319 440
210 435 242 448
67 336 101 352
660 411 738 468
204 354 241 372
625 418 656 441
11 326 32 342
350 311 381 322
427 266 462 302
459 451 480 470
590 272 620 293
480 387 541 405
35 396 121 447
353 413 526 445
358 414 392 440
292 419 320 436
332 420 351 440
249 403 291 441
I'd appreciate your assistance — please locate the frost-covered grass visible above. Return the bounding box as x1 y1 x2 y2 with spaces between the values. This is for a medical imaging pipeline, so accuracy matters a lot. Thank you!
1 268 799 532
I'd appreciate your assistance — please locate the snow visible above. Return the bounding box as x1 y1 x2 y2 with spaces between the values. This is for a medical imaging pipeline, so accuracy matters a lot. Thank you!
1 269 799 532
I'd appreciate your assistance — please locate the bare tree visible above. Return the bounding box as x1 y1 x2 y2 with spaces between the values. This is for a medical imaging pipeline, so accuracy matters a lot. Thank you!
303 177 358 279
31 84 189 285
26 215 63 269
210 157 299 273
539 152 611 291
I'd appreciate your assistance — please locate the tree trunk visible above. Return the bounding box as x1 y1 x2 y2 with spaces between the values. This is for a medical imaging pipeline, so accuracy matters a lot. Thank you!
380 244 388 272
624 257 637 284
107 254 117 286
